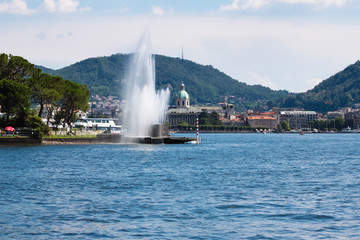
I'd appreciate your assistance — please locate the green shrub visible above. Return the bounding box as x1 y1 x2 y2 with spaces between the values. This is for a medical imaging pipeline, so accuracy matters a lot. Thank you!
26 116 50 139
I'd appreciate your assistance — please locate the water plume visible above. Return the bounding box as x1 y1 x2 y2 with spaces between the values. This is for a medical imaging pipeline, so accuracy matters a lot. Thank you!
122 31 170 137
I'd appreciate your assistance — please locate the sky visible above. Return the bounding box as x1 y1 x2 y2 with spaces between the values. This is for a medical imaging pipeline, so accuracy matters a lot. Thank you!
1 0 360 92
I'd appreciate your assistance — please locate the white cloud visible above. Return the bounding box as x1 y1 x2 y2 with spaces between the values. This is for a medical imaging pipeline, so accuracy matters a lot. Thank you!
2 15 360 92
43 0 56 12
0 0 35 15
58 0 79 12
42 0 84 13
220 0 240 10
278 0 352 7
220 0 270 10
152 6 164 15
0 0 90 14
118 7 130 13
220 0 352 10
152 5 174 16
249 72 279 90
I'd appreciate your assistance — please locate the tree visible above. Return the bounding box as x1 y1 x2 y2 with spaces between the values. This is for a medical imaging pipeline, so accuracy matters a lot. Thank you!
0 79 30 125
60 80 90 131
209 111 223 125
254 103 264 113
26 115 51 139
199 110 211 125
28 71 62 122
53 111 65 134
177 121 189 127
266 100 274 110
0 54 35 83
334 117 345 131
280 121 290 131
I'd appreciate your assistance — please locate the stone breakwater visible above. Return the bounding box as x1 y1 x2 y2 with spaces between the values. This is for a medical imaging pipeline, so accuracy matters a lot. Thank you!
0 137 41 145
42 134 122 145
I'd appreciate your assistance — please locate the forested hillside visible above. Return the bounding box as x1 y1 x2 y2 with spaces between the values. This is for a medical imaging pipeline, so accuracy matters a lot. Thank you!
281 61 360 112
40 54 289 111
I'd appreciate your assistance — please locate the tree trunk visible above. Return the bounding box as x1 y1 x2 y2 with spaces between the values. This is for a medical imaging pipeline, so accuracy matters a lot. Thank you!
38 103 44 118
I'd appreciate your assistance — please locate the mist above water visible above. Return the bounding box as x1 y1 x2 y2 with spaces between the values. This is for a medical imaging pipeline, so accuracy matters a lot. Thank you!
122 31 170 137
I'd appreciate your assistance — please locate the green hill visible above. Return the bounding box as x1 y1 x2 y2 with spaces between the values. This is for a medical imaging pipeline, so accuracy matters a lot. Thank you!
281 61 360 112
39 53 289 111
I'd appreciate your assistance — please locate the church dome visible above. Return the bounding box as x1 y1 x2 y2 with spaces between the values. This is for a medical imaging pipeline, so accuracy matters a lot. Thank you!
176 82 189 99
176 90 189 99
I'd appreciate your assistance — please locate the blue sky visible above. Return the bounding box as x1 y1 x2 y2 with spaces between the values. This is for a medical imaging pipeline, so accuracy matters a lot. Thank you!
1 0 360 92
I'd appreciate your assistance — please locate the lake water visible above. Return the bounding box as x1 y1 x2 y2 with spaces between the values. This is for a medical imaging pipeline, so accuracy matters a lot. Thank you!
1 133 360 239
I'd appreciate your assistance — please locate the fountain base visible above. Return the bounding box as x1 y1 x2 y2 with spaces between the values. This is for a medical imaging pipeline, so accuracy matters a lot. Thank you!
119 124 196 144
122 136 196 144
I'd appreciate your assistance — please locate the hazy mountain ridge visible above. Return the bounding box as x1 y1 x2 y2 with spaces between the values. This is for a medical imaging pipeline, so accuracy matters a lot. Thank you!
281 61 360 112
39 54 360 113
39 53 289 111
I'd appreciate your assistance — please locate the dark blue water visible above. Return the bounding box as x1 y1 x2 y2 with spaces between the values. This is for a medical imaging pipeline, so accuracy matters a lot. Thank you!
1 133 360 239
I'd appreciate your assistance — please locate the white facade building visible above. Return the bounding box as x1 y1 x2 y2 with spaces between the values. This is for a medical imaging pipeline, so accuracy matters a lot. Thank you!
278 110 318 129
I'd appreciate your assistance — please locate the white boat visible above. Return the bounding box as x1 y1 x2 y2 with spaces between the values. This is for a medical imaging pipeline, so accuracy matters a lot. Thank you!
74 118 122 132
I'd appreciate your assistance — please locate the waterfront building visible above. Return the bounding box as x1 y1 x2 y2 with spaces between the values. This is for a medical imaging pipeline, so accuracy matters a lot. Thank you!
345 111 360 129
167 107 203 126
167 82 230 127
247 115 277 129
278 110 318 129
167 82 240 127
168 82 200 126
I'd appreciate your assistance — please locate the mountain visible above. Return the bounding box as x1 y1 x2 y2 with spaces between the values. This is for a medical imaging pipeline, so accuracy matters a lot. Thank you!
281 61 360 112
39 53 289 111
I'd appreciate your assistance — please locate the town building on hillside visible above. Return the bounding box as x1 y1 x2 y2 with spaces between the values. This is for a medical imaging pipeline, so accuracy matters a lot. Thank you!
168 82 199 126
167 82 236 127
88 95 122 118
220 116 246 126
345 110 360 129
247 115 277 129
223 103 235 120
278 110 317 129
327 111 345 120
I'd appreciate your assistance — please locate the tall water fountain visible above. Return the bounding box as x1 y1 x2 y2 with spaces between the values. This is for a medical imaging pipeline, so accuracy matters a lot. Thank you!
122 31 170 139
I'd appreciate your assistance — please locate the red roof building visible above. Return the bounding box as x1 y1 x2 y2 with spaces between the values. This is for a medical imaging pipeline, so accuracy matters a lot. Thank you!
247 115 277 129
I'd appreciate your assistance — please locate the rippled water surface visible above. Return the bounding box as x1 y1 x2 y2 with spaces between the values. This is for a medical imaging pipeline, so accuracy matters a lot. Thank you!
1 133 360 239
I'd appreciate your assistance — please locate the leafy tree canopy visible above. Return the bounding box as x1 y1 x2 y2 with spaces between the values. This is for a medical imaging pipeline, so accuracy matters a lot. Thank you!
0 53 90 135
0 53 35 83
60 80 90 130
0 79 30 124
